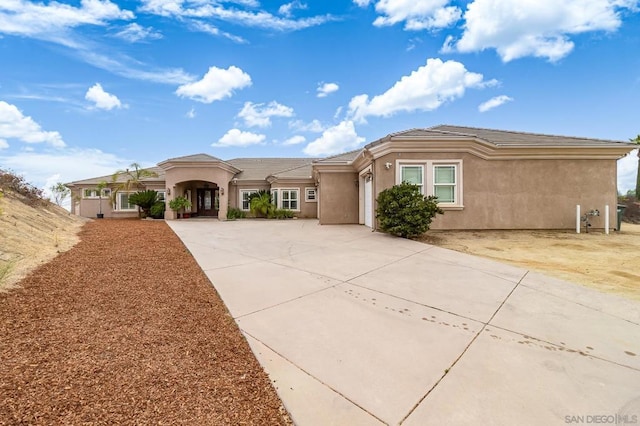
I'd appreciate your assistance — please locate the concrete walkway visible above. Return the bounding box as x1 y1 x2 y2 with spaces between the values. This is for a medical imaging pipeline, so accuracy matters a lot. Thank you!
168 219 640 426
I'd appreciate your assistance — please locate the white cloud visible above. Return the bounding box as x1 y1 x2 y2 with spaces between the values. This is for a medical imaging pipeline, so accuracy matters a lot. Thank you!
139 0 335 31
213 128 266 147
0 101 65 147
348 58 492 123
0 0 133 40
357 0 461 30
451 0 637 62
175 66 252 103
279 1 308 17
303 120 365 156
478 95 513 112
0 147 132 192
85 83 124 110
188 20 247 43
317 82 339 98
0 139 8 149
289 119 325 133
237 101 294 127
186 108 196 118
113 23 162 42
618 149 638 192
282 135 306 146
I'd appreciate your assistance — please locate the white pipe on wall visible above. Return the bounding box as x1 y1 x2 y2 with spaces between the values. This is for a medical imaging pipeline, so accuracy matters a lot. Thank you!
605 205 610 235
576 205 581 234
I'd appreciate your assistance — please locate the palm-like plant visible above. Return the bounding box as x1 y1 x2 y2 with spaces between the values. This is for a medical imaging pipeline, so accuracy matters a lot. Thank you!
250 191 273 218
110 163 158 209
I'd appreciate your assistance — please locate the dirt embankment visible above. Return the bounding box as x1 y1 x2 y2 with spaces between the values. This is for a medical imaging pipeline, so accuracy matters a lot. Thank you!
0 193 87 291
421 224 640 301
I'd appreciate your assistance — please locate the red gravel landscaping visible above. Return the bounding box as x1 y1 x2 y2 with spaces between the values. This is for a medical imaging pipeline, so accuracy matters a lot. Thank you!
0 219 291 425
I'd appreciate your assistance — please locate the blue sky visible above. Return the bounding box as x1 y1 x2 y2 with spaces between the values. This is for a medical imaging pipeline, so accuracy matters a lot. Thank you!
1 0 639 197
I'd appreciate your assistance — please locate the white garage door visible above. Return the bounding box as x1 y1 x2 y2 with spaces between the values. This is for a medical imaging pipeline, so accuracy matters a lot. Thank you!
364 176 372 228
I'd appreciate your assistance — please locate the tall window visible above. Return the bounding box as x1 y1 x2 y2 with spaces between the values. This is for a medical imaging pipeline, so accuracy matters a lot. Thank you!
281 189 299 210
157 191 166 202
433 165 456 203
240 189 257 211
117 192 136 211
400 165 424 193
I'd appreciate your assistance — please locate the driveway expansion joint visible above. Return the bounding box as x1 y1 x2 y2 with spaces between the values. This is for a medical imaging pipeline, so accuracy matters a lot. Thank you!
399 271 529 424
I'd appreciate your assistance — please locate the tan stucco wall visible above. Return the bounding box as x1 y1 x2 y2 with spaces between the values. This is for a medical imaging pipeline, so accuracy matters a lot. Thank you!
372 152 619 230
318 172 359 224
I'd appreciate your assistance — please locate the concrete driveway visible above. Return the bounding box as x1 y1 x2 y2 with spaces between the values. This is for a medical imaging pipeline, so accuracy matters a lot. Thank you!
168 219 640 426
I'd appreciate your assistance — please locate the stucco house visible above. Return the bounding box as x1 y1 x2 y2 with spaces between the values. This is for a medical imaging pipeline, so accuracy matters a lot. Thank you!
66 125 635 230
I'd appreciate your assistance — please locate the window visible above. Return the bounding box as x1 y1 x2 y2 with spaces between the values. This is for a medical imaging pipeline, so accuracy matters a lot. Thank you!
433 165 456 203
281 189 299 210
400 165 424 193
305 187 317 202
272 189 278 207
240 189 257 211
117 192 137 211
83 188 110 198
396 160 463 208
157 191 166 202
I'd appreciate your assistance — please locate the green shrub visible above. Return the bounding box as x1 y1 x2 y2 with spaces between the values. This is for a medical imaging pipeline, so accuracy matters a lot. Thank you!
268 208 294 219
250 191 273 217
376 182 443 238
169 196 192 213
227 207 246 220
150 201 165 219
128 190 159 218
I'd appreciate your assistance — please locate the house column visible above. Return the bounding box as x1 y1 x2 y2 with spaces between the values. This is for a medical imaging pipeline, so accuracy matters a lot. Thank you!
218 180 229 221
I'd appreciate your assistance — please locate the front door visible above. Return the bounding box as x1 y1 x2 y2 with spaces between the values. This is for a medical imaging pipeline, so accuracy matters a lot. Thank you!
197 188 219 217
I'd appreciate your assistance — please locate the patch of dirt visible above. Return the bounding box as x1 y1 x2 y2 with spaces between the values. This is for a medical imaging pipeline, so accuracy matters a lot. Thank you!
420 224 640 301
0 219 291 425
0 192 87 291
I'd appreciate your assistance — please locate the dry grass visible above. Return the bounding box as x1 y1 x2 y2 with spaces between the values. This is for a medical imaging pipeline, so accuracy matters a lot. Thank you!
0 193 87 291
421 223 640 301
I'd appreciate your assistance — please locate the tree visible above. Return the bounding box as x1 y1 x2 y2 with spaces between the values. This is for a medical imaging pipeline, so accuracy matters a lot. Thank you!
110 162 158 206
49 182 70 207
376 182 444 238
250 190 273 217
96 181 108 217
631 135 640 197
128 190 159 218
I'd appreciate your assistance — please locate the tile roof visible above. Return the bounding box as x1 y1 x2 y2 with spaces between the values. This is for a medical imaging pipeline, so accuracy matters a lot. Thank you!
226 158 316 181
313 149 362 164
66 166 165 186
395 125 631 147
162 153 225 162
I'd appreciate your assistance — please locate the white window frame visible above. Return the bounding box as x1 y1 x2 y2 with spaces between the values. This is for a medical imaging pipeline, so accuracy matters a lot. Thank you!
116 191 137 211
279 188 300 211
398 164 425 194
83 187 111 199
433 164 457 204
156 190 166 202
395 159 463 209
239 189 258 211
305 187 317 203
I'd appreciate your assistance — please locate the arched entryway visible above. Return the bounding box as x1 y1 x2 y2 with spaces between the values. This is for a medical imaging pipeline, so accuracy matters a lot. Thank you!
178 180 220 218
